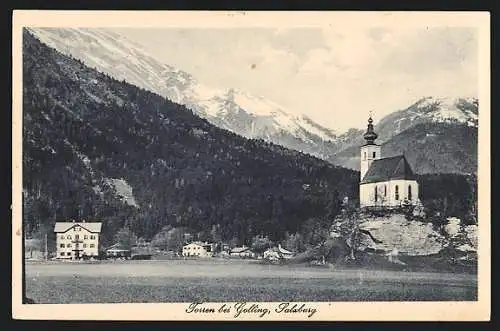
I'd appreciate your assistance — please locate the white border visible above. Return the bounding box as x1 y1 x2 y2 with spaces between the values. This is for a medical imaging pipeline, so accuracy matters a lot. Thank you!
12 10 491 321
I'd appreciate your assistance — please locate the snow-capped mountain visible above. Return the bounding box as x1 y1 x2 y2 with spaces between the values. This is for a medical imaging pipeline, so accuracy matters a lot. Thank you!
27 27 339 160
26 27 478 174
329 96 478 174
374 96 478 142
415 96 478 126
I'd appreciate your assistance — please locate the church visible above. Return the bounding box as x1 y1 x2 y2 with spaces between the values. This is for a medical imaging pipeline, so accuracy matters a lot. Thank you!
359 116 420 208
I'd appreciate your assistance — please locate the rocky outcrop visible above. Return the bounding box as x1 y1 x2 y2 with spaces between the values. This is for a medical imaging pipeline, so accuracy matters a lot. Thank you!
357 214 446 256
331 210 478 259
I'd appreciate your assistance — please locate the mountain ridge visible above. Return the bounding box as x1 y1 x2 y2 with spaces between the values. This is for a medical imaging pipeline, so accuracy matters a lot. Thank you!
27 27 478 175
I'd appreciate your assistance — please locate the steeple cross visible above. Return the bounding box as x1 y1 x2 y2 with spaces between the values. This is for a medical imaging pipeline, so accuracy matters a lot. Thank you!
369 110 374 118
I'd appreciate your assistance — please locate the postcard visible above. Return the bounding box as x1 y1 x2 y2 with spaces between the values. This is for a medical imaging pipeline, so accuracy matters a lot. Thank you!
12 10 490 321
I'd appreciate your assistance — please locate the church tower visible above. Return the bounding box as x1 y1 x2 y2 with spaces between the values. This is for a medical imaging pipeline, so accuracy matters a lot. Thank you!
360 116 381 181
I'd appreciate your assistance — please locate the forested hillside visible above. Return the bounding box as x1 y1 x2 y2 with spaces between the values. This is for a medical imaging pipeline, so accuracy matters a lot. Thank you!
22 30 359 247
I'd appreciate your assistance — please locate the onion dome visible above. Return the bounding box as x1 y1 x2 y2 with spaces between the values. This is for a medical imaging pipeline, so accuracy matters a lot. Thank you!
363 116 378 144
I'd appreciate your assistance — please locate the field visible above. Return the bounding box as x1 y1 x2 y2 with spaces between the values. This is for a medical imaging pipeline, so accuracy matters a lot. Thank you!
24 259 477 303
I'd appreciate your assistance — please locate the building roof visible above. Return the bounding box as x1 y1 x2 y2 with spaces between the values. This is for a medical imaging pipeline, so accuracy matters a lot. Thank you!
361 155 417 184
184 241 211 247
106 243 130 251
230 246 252 253
277 245 293 255
266 245 293 255
54 222 102 233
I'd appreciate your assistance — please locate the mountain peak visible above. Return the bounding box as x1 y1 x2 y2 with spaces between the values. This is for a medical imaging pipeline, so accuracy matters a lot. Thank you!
26 27 478 175
28 27 339 149
410 96 478 127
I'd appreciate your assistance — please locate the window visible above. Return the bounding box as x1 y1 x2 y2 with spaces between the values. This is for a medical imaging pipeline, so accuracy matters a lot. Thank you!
364 152 366 160
374 186 378 202
67 243 72 248
373 151 376 158
84 235 88 239
75 235 79 240
60 252 65 256
60 235 65 240
90 235 95 240
83 244 87 248
67 235 71 240
395 185 399 200
90 244 95 248
384 185 387 197
60 244 65 248
408 185 412 200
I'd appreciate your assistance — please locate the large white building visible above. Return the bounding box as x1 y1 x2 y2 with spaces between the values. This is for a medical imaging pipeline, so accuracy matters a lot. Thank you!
54 220 102 259
359 116 420 208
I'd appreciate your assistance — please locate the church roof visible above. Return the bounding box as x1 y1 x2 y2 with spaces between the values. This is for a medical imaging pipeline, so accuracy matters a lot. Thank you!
361 155 417 184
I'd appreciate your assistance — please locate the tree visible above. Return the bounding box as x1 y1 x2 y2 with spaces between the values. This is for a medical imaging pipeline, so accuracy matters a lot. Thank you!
300 218 329 249
210 224 222 243
251 235 273 254
325 190 341 222
229 236 239 248
31 223 56 256
151 226 185 252
165 227 185 252
282 232 305 253
113 227 138 250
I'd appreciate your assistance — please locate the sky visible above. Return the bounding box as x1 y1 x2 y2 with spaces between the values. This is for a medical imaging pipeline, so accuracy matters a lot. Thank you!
111 27 478 132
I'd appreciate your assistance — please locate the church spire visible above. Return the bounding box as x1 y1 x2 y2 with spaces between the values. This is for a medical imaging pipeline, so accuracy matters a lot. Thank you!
363 114 378 145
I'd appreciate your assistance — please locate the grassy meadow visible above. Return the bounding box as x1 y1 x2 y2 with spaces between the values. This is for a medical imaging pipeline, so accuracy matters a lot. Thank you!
24 259 477 303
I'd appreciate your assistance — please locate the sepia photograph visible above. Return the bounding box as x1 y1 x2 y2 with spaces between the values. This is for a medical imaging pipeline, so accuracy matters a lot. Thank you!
12 11 490 321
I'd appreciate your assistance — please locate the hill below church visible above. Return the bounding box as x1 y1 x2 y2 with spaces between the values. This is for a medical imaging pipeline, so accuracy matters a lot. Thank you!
22 30 359 246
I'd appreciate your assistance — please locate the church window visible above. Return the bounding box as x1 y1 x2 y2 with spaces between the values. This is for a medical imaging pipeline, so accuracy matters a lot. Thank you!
384 185 387 197
395 185 399 200
373 152 376 158
364 152 366 160
408 185 412 200
374 186 378 202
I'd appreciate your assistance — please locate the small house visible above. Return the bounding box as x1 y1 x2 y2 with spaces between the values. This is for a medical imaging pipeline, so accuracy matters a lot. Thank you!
105 243 131 259
229 246 256 258
182 241 213 258
264 244 294 260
